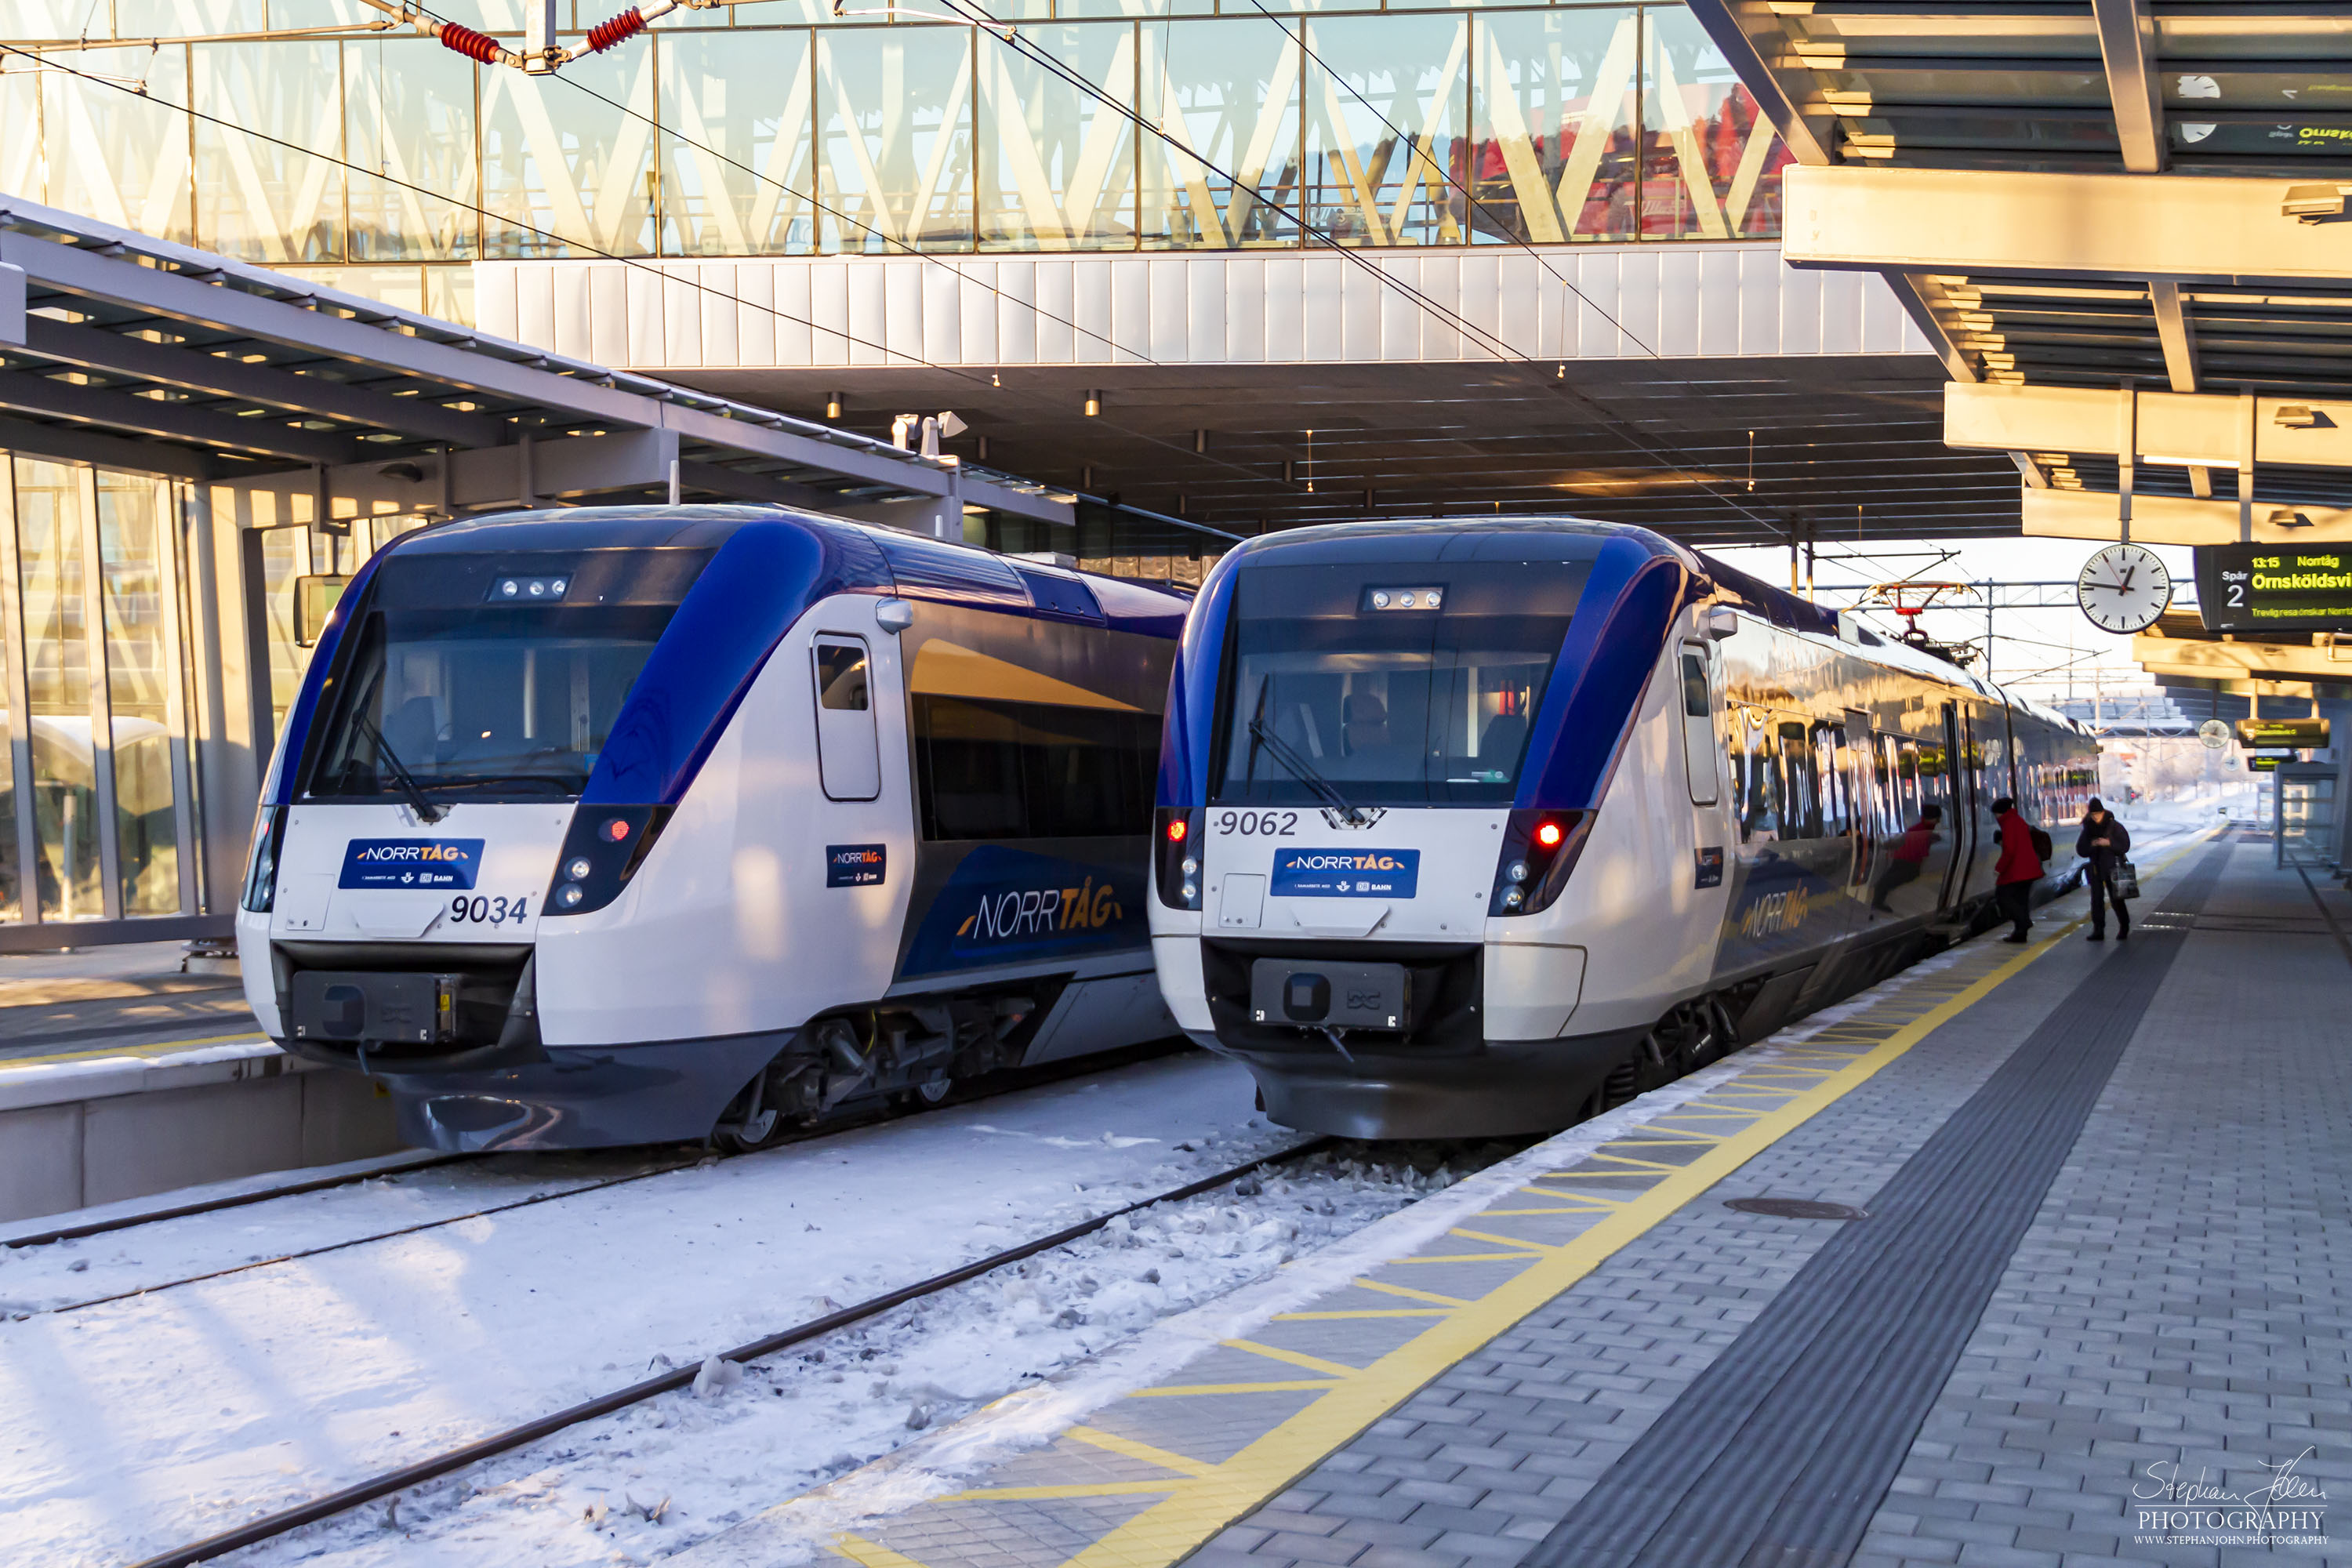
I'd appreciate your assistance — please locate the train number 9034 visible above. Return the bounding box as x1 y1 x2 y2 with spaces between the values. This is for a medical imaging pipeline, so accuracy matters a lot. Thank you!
1215 811 1298 837
449 894 530 926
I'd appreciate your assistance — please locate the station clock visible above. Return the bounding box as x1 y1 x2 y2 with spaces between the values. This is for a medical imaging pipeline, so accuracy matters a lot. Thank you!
2075 543 2173 634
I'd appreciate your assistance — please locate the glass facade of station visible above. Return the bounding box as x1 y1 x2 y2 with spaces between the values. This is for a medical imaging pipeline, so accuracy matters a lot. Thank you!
0 0 1788 321
0 456 422 935
0 458 191 927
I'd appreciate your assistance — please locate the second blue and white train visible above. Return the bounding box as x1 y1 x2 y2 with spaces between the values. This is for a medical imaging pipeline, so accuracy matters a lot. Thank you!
1149 517 2096 1138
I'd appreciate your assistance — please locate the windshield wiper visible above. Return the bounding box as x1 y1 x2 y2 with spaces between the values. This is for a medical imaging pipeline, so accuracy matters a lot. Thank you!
417 773 582 794
354 711 446 825
1247 713 1373 827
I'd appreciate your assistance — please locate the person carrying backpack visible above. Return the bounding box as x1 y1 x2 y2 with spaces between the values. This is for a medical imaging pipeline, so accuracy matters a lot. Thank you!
1990 796 2045 943
2076 797 2132 942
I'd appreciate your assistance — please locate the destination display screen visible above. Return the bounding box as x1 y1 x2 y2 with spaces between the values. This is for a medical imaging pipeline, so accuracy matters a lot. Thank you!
2238 718 2331 749
2194 544 2352 631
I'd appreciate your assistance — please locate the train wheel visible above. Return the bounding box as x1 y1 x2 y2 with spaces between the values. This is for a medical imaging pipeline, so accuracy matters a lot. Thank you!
916 1075 953 1105
713 1105 784 1154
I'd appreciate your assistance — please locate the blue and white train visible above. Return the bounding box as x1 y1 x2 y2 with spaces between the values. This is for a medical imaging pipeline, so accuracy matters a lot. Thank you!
237 507 1190 1151
1147 518 2096 1139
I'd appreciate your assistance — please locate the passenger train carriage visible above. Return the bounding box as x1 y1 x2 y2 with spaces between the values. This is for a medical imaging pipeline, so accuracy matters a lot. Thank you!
1148 519 2096 1139
236 506 1190 1151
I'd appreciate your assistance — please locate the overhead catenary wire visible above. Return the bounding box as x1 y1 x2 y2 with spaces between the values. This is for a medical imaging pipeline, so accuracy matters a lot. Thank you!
18 16 1785 537
930 0 1792 534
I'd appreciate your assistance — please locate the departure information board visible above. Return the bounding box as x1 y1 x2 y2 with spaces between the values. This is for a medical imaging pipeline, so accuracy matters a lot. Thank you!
2238 717 2331 749
2194 544 2352 631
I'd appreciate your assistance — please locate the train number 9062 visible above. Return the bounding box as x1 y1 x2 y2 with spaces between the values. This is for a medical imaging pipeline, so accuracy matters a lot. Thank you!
1214 811 1298 837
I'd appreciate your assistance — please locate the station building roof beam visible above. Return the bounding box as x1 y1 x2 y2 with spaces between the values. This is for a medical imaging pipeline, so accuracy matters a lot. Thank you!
0 194 1077 530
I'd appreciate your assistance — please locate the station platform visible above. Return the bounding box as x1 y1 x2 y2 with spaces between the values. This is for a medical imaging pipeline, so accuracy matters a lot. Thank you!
0 943 401 1226
681 828 2351 1568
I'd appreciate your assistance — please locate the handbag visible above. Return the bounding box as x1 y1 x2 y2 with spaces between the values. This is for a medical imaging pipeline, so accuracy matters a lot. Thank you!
2112 858 2140 901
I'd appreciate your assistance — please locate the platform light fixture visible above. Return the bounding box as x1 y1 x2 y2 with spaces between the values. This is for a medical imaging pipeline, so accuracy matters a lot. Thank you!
824 391 843 420
1083 390 1102 417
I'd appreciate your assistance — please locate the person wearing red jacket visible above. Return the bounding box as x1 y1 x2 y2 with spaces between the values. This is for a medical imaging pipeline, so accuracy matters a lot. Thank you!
1990 796 2044 943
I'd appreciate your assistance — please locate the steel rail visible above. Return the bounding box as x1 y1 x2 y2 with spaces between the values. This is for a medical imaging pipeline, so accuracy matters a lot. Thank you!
128 1135 1337 1568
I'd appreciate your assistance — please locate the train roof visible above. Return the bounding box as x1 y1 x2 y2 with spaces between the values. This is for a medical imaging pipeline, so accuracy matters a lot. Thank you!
390 504 1191 639
1219 517 2089 735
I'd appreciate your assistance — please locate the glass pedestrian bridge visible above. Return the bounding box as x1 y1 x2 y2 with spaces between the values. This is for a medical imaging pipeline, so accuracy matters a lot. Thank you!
0 0 1788 321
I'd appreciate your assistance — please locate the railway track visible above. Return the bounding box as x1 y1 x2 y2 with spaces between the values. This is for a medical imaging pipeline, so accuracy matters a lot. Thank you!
9 1038 1194 1297
128 1135 1334 1568
9 1034 1195 1260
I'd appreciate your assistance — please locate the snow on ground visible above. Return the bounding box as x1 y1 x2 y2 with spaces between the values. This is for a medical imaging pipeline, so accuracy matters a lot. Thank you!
227 1138 1530 1568
0 1051 1276 1567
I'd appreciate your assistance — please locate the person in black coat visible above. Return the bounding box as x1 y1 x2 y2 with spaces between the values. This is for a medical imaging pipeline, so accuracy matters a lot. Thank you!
2076 798 2132 942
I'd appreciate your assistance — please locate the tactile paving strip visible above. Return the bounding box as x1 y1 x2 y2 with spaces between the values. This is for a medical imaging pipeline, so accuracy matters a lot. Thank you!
686 890 2132 1568
1526 844 2233 1568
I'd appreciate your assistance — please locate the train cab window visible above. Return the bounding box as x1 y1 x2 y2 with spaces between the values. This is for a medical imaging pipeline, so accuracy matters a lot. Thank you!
1212 561 1584 808
815 642 870 710
812 635 881 801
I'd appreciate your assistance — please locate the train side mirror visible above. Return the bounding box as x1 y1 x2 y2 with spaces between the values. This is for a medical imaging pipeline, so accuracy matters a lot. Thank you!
1702 605 1739 641
874 597 915 633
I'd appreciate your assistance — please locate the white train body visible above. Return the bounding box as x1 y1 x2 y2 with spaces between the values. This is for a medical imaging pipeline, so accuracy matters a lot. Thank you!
239 507 1189 1150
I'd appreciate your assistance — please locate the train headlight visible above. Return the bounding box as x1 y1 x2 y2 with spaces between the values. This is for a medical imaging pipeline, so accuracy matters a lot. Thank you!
1490 809 1588 917
1155 808 1202 910
556 884 586 909
564 857 592 882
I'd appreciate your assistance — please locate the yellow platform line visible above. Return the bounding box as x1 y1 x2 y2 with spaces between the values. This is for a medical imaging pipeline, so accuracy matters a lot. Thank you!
1559 1152 1682 1174
1064 1426 1221 1480
1516 1186 1625 1204
1218 1340 1362 1378
833 1533 938 1568
1394 1251 1541 1265
1605 1133 1727 1145
1272 1307 1454 1321
1350 1279 1471 1307
1479 1207 1620 1218
1446 1226 1566 1253
935 1480 1185 1503
1053 920 2075 1568
1128 1380 1341 1399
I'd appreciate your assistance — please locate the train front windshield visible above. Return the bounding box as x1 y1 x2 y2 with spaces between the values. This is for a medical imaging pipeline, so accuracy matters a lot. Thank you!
303 549 709 805
1214 561 1588 808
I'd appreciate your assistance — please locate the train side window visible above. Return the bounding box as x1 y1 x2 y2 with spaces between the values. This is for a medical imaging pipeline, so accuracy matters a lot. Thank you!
914 695 1157 841
1678 644 1719 807
812 636 881 801
1739 717 1780 843
1778 720 1821 839
1818 725 1850 837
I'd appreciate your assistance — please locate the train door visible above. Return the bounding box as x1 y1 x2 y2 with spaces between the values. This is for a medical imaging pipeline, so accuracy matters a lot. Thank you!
1842 712 1878 898
813 635 882 800
1936 702 1971 908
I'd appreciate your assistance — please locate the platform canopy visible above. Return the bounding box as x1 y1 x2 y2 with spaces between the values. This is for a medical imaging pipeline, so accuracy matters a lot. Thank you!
0 194 1083 539
1686 0 2352 538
